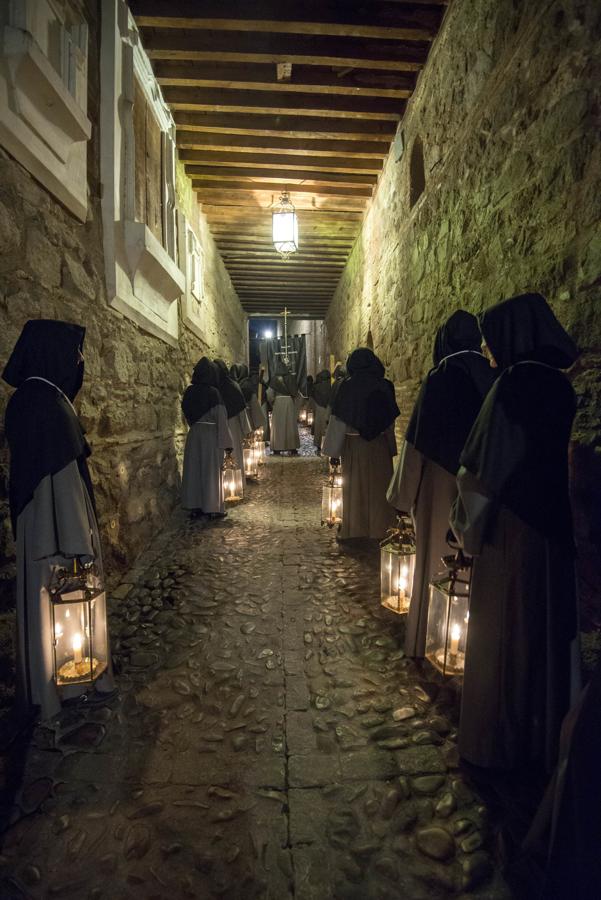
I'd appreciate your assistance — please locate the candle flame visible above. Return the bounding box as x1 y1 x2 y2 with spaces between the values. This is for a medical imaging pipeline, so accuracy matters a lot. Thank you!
72 633 82 651
451 624 461 641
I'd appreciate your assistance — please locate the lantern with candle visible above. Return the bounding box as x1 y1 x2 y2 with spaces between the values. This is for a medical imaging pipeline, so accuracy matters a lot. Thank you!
299 407 308 425
51 560 108 686
243 439 259 479
306 409 314 428
380 515 416 614
222 449 243 502
321 463 343 528
426 551 471 676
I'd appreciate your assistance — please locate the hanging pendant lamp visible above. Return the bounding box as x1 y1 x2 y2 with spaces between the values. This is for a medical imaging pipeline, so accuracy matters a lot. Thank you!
272 191 299 258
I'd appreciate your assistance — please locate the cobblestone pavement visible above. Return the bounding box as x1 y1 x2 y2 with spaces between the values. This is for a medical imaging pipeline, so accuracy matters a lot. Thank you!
0 434 511 899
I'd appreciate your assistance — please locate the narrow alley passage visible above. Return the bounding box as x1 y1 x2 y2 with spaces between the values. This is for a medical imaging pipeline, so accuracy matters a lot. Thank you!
1 445 509 900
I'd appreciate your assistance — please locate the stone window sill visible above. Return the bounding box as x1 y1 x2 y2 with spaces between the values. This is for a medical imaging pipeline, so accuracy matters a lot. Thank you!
1 26 91 162
124 220 185 304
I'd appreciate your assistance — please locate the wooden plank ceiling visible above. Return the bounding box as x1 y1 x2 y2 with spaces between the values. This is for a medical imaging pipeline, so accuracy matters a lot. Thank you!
131 1 449 318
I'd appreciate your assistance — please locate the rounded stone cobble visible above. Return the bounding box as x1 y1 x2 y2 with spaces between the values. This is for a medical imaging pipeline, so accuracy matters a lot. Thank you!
0 431 510 898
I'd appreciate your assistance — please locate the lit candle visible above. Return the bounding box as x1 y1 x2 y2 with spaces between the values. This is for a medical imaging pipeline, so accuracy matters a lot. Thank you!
72 633 83 665
450 623 461 657
55 624 63 640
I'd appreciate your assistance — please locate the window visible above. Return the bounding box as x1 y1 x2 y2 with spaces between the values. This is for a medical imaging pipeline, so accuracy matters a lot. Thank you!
100 0 184 346
409 136 426 208
177 212 205 339
0 0 91 220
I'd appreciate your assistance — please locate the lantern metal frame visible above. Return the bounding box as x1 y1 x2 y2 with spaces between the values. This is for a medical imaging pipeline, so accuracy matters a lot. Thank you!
306 409 314 428
50 561 108 687
380 515 416 614
426 551 471 676
222 449 244 502
272 191 299 258
321 463 343 528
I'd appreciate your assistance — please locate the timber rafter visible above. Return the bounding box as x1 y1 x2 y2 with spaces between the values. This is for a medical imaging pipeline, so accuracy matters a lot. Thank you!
130 0 448 315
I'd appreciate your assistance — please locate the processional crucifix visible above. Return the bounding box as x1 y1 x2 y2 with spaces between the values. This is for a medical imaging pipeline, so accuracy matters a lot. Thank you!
274 307 297 373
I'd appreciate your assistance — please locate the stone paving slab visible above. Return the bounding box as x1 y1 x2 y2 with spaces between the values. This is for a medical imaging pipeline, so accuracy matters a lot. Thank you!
0 432 511 899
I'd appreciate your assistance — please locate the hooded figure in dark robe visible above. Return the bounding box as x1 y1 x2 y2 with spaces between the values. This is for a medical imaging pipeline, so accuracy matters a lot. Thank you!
3 320 115 720
451 292 580 772
323 348 399 540
181 358 233 517
213 359 252 480
230 363 266 433
267 362 300 453
521 658 601 900
328 363 347 411
387 310 496 657
311 369 332 451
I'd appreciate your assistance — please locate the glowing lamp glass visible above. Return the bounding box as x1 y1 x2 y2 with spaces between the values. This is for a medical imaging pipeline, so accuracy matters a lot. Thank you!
222 451 244 502
51 563 108 687
426 554 471 676
321 465 343 528
380 518 416 614
272 193 299 257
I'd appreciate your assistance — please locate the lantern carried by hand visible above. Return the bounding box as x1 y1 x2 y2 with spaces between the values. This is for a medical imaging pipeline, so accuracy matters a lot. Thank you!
222 449 243 502
321 462 343 528
380 514 416 614
243 439 259 480
426 551 471 676
51 560 108 687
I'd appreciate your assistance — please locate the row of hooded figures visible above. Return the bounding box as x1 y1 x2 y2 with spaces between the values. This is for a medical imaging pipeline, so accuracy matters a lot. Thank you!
1 293 597 895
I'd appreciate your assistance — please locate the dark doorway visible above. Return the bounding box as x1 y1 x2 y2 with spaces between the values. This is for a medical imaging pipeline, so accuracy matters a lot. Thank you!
249 318 277 372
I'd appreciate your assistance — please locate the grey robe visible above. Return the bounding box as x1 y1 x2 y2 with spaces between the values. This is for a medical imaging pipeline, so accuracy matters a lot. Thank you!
451 468 580 771
387 440 457 657
247 395 267 433
228 408 252 483
322 414 397 540
181 403 233 513
267 390 300 452
313 403 329 450
16 459 114 721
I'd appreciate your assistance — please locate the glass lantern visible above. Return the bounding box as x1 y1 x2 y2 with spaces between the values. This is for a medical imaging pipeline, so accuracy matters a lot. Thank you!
272 191 299 258
50 561 108 687
426 552 471 676
299 407 307 425
380 515 416 614
222 450 243 502
243 441 259 479
306 409 314 427
321 463 343 528
254 440 267 466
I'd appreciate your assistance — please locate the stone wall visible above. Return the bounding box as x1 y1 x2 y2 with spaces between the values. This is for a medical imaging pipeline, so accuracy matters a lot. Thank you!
325 0 601 623
0 1 247 603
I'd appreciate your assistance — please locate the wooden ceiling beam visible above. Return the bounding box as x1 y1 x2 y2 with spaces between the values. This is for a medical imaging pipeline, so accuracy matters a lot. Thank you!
173 111 395 140
178 149 382 174
133 6 439 42
163 87 403 121
195 182 371 198
141 30 428 72
176 131 390 158
155 61 415 98
197 192 368 211
187 165 376 186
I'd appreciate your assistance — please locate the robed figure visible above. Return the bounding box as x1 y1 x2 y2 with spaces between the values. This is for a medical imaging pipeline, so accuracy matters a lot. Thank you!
322 348 399 540
387 311 496 657
214 359 252 479
3 320 115 721
311 369 332 452
267 363 301 453
451 293 580 772
230 363 266 433
181 358 233 517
